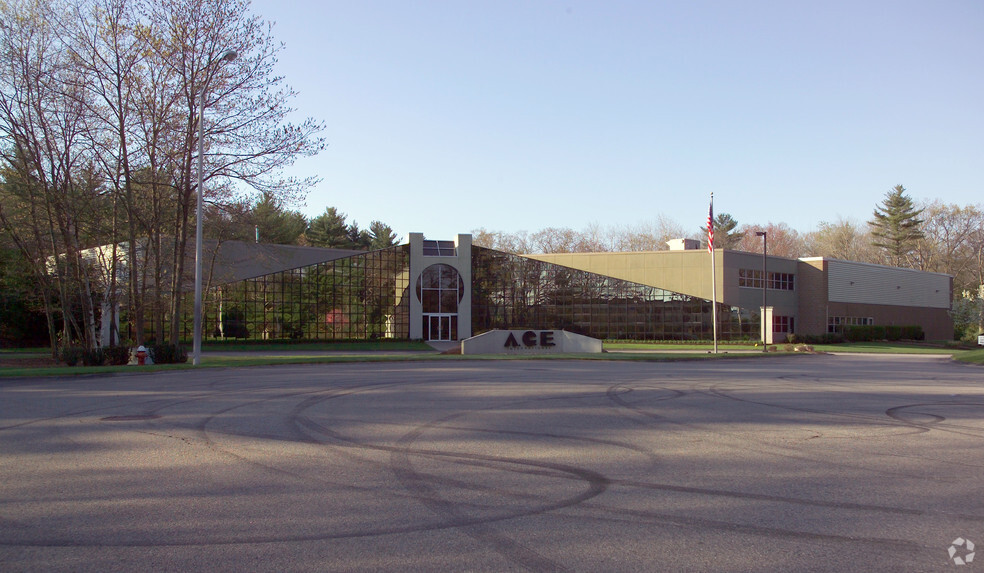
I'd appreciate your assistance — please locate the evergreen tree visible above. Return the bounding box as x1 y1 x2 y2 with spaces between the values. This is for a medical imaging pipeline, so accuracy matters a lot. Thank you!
306 207 353 248
250 193 307 244
346 222 372 249
368 221 398 250
698 213 743 249
869 185 924 267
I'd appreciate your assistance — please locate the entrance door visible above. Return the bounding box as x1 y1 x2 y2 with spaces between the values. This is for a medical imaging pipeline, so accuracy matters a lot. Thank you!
417 264 463 341
423 314 457 341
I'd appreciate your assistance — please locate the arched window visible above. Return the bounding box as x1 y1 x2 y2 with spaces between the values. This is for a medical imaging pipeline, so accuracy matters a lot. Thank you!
416 264 464 313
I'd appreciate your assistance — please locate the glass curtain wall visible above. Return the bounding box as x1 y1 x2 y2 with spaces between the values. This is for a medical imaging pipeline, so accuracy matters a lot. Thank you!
173 243 759 343
178 245 410 342
472 247 757 341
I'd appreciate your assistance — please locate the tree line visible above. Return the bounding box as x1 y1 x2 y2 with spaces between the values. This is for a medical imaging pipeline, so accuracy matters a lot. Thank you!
0 0 337 351
475 186 983 293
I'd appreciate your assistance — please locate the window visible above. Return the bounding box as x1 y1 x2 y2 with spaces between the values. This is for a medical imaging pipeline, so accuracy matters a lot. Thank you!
416 264 463 313
828 316 873 334
769 273 794 291
739 268 763 288
739 269 794 291
773 315 794 333
422 240 456 256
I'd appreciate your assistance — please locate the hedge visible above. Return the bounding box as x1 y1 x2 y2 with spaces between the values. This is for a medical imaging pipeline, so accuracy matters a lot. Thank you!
843 325 925 342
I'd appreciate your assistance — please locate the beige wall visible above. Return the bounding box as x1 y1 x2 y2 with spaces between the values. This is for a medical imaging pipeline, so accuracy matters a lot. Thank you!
526 249 952 340
528 249 801 315
527 250 723 302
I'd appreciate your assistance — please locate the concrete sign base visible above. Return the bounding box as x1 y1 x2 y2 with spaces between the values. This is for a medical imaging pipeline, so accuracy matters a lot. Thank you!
460 329 602 355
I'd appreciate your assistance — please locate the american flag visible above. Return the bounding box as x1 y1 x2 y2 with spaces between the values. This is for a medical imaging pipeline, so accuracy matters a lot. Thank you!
707 196 714 253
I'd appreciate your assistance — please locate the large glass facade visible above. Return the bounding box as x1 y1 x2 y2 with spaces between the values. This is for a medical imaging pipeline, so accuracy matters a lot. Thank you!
175 243 760 343
472 247 757 341
186 245 411 342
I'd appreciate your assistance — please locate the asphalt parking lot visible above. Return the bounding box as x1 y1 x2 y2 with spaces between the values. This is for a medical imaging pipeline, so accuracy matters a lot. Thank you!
1 354 981 572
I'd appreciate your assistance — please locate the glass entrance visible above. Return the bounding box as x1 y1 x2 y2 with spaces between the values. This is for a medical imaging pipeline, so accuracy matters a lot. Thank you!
417 264 463 341
423 314 457 341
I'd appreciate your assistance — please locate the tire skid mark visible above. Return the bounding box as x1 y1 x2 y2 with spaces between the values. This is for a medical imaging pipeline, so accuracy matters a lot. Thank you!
700 381 935 438
388 411 602 573
7 362 978 554
605 382 950 480
0 382 219 431
560 501 938 555
886 403 984 438
290 384 615 572
606 477 984 522
0 370 254 432
23 377 611 550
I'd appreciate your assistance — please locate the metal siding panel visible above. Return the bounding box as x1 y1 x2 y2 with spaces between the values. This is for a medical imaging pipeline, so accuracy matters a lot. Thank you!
827 260 950 308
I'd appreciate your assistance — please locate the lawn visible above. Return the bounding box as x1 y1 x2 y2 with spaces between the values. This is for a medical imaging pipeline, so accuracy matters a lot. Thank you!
2 340 979 378
607 339 977 355
954 348 984 365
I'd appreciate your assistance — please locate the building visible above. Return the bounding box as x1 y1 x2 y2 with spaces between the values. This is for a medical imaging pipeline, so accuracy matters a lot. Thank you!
176 233 952 344
529 244 953 342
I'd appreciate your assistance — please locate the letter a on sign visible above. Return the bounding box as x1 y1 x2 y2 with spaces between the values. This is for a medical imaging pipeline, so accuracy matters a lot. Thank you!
504 333 520 348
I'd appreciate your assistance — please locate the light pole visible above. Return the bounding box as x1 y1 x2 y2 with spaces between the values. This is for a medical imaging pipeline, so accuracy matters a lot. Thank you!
756 231 767 352
193 49 237 366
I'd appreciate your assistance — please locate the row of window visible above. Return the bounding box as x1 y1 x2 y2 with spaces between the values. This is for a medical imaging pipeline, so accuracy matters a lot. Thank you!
773 315 794 333
827 316 873 333
738 269 795 291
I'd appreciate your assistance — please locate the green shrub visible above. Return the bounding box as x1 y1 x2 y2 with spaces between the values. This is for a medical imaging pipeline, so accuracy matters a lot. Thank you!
103 345 132 366
81 348 105 366
149 343 188 364
59 346 84 366
221 307 249 338
844 325 923 342
844 325 881 341
788 333 844 344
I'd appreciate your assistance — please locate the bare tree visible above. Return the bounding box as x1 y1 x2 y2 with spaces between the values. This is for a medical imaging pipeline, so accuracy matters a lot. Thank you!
0 0 102 349
912 201 983 293
803 217 880 263
613 215 687 251
471 227 533 254
737 222 806 258
529 227 607 254
144 0 326 344
62 0 149 344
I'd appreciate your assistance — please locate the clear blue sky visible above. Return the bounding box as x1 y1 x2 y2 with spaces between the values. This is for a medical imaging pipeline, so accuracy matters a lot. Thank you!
247 0 982 241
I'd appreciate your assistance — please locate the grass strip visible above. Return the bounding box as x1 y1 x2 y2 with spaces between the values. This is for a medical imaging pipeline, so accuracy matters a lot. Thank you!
953 348 984 365
607 341 965 355
0 349 794 378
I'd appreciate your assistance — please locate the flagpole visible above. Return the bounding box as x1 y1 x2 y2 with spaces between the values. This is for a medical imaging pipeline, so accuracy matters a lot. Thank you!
709 193 718 354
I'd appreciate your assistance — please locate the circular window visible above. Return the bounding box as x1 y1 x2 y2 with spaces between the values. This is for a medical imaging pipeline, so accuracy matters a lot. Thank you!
416 264 464 313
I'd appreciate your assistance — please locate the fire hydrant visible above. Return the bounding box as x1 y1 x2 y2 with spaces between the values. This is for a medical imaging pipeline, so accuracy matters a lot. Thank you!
135 345 148 366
